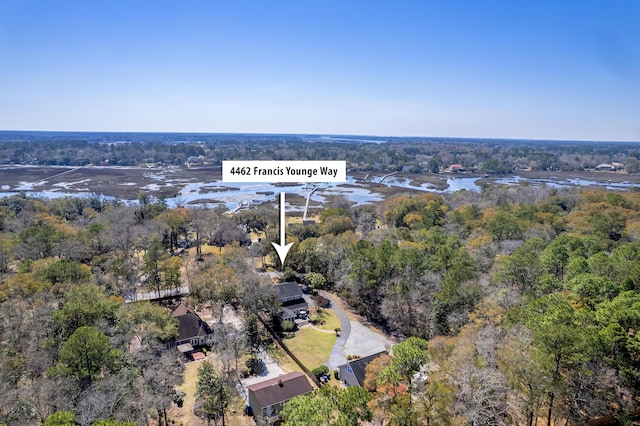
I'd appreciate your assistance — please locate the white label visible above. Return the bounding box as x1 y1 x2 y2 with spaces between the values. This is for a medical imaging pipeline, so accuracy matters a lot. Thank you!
222 161 346 183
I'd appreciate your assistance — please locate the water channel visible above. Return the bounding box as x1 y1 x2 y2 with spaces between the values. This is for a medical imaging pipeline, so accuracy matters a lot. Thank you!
1 174 638 211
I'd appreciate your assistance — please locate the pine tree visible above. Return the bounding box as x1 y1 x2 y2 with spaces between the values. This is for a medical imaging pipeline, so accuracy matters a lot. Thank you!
195 361 230 426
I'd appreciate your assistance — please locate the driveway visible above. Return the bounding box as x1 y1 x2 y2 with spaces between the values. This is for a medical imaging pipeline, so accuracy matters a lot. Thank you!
320 291 393 371
343 322 392 359
319 290 351 370
237 350 285 403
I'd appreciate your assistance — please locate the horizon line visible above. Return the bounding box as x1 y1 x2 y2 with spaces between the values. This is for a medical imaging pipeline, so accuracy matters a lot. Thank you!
0 129 638 144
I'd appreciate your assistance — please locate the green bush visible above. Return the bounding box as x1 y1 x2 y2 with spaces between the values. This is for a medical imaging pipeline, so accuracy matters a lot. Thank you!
309 315 325 326
245 358 264 375
312 365 330 380
281 320 295 332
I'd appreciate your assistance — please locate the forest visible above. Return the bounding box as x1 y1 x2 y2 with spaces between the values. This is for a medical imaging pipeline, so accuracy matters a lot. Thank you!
282 187 640 425
1 132 640 173
1 153 640 424
0 194 279 425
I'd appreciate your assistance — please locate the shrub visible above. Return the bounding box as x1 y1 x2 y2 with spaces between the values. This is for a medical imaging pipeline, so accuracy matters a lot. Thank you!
312 365 330 380
309 315 325 326
245 358 264 375
281 320 295 332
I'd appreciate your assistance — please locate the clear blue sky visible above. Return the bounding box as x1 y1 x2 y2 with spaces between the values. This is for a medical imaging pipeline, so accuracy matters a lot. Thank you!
0 0 638 141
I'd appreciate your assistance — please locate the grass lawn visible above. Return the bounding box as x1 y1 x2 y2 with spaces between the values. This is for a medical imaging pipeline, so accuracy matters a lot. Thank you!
267 344 304 374
169 358 200 425
288 215 320 224
169 356 255 426
186 244 228 256
282 326 337 370
314 308 342 332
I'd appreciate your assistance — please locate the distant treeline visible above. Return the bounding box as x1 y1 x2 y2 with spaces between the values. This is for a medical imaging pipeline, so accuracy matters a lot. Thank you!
0 132 639 172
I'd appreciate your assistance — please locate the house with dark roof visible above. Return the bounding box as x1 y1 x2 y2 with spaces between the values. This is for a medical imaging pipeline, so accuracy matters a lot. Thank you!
171 302 214 348
247 371 313 425
274 282 308 320
338 351 386 387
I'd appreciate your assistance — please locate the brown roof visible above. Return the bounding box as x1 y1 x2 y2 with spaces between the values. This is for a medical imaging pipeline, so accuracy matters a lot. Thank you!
172 302 212 341
247 372 313 409
172 302 189 317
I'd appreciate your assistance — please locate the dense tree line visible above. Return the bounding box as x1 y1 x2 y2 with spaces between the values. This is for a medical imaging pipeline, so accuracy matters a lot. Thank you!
1 134 639 172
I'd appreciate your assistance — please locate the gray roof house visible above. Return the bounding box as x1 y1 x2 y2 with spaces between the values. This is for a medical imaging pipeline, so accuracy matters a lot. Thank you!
274 282 308 319
338 351 386 387
247 371 313 425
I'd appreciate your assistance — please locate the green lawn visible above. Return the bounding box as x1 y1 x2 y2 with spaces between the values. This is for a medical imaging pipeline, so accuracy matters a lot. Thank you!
283 326 337 369
267 343 302 374
314 308 342 332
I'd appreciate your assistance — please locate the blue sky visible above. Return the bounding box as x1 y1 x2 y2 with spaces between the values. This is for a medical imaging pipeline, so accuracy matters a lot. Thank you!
0 0 638 141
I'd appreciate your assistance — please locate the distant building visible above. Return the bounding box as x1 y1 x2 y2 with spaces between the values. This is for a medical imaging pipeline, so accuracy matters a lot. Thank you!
612 162 625 170
248 371 314 425
338 351 387 387
186 155 205 165
596 163 615 171
447 163 466 173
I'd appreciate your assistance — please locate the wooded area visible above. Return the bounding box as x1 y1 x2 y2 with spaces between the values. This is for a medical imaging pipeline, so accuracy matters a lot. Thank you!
1 137 640 425
1 134 639 173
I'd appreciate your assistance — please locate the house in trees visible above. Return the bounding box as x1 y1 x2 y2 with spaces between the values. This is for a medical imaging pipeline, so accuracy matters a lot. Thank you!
447 163 466 173
596 162 625 172
171 302 214 348
274 282 308 320
338 351 386 387
247 371 313 425
596 163 615 171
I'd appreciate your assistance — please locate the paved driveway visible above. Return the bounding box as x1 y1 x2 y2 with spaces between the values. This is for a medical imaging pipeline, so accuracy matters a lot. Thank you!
343 322 392 359
237 351 285 403
320 291 393 370
319 291 351 370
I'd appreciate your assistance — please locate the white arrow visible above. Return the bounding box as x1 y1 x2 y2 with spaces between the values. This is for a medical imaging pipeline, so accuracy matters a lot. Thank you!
271 192 293 268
